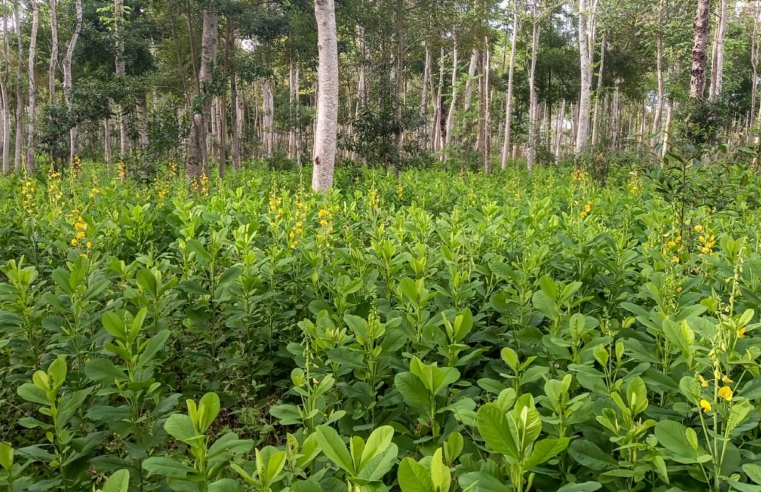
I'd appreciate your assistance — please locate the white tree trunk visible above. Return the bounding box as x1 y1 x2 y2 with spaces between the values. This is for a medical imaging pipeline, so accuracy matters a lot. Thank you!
13 2 24 172
115 0 130 158
26 0 39 173
709 0 727 102
575 0 594 154
690 0 710 100
652 31 664 146
49 0 58 104
591 31 606 147
63 0 82 164
312 0 339 191
443 40 458 162
501 0 519 169
526 4 540 173
1 12 10 174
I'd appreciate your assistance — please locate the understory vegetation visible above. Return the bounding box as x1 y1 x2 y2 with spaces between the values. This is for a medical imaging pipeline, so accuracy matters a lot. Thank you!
3 154 761 492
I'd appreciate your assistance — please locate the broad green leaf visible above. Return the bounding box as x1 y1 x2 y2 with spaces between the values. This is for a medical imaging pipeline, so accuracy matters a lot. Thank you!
316 425 354 474
431 448 451 492
100 469 130 492
164 414 199 444
568 440 618 471
142 457 198 479
476 405 518 459
524 437 569 470
398 457 433 492
360 426 394 468
85 359 127 385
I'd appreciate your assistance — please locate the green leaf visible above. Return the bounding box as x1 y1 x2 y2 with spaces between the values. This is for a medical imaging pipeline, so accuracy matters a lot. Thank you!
138 330 171 368
198 393 221 432
316 425 354 474
431 448 451 492
164 414 199 444
359 426 394 468
568 440 618 471
476 405 518 459
524 437 570 470
102 311 127 340
395 372 431 408
142 457 198 479
745 464 761 485
208 479 243 492
556 483 602 492
655 421 700 460
398 458 433 492
101 469 130 492
0 442 13 471
85 359 127 385
17 383 50 406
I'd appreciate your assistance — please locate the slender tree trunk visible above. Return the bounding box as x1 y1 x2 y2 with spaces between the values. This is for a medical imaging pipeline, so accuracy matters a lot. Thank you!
115 0 131 158
555 99 564 162
709 0 727 102
186 9 218 183
49 0 57 104
443 39 458 162
1 10 10 174
463 49 478 112
421 42 430 144
483 44 491 170
357 25 367 110
751 3 760 129
26 0 39 173
690 0 711 100
652 28 665 146
13 1 24 171
63 0 82 165
501 0 519 169
394 0 404 168
294 61 301 167
591 31 606 147
662 98 673 158
433 47 444 151
527 3 540 173
104 118 112 164
575 0 594 154
312 0 339 191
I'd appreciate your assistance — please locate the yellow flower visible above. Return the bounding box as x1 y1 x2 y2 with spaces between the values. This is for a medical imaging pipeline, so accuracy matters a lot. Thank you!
700 399 711 413
71 239 78 246
676 235 682 243
667 241 676 247
580 211 588 218
76 231 85 239
699 375 709 388
320 220 328 227
291 241 298 249
739 327 746 339
722 375 734 384
718 386 733 401
694 224 703 232
86 241 92 249
672 256 680 263
585 203 591 212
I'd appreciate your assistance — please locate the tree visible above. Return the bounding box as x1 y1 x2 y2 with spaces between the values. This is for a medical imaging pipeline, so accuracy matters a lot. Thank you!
690 0 710 100
501 0 519 169
27 0 40 173
312 0 339 191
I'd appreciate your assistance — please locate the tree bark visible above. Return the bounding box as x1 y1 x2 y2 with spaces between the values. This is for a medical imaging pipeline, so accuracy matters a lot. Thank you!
63 0 82 165
186 9 218 183
115 0 131 158
26 0 39 173
591 31 606 147
104 118 112 164
421 42 430 144
575 0 594 154
501 0 519 169
312 0 339 191
690 0 710 100
652 25 664 146
527 3 540 173
13 1 24 171
442 39 458 162
49 0 57 104
1 9 10 174
751 2 760 129
709 0 726 101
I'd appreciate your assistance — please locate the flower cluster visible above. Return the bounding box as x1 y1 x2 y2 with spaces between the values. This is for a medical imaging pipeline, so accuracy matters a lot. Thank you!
317 208 334 248
697 370 734 414
117 162 127 181
367 185 380 211
580 201 592 218
627 172 642 195
71 216 92 254
72 155 82 176
48 169 63 203
698 233 716 256
21 179 36 214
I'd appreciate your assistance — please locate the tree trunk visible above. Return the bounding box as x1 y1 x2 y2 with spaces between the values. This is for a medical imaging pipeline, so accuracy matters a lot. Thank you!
575 0 594 154
526 4 540 173
463 49 478 112
555 99 564 162
49 0 57 104
690 0 710 100
482 45 491 170
421 42 430 144
443 39 458 162
591 31 606 147
501 0 519 169
709 0 726 102
312 0 338 191
186 9 218 183
433 47 444 151
26 0 39 173
751 3 759 129
104 118 112 164
115 0 131 158
63 0 82 165
13 1 24 172
1 10 10 174
652 28 664 146
662 98 673 158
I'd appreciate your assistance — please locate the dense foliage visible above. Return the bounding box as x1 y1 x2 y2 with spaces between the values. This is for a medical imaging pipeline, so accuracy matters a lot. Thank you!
3 160 761 491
